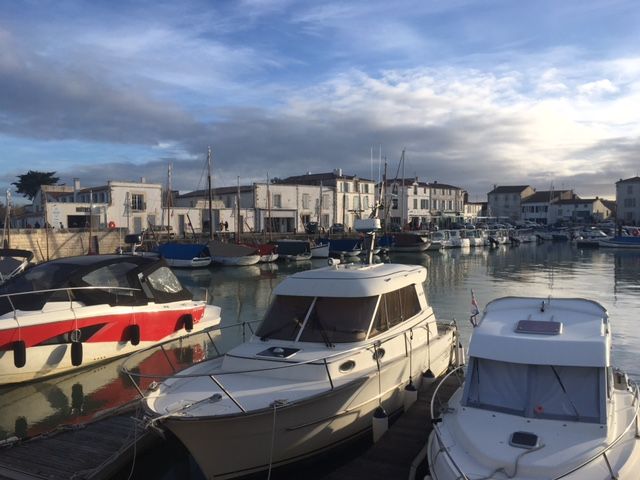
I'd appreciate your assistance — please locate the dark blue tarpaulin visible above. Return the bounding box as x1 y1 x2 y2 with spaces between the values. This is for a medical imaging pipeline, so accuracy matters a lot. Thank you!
157 243 210 260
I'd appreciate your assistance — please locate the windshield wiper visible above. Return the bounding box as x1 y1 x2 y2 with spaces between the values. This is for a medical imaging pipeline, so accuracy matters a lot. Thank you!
550 366 580 420
312 316 334 348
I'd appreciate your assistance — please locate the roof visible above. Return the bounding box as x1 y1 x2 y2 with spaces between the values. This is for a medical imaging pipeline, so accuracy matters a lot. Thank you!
616 176 640 184
469 297 610 367
274 263 427 297
488 185 531 194
279 172 374 184
601 199 616 211
521 190 574 204
177 186 254 199
554 198 597 205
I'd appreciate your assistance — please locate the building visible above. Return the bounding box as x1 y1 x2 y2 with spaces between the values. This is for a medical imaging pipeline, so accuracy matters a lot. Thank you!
24 178 201 235
616 176 640 225
175 182 335 234
277 170 376 230
380 178 465 228
520 190 575 224
464 202 486 222
549 198 614 224
487 185 535 221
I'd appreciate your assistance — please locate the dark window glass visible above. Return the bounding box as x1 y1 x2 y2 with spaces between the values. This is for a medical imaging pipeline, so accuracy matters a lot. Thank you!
256 295 313 341
385 290 403 327
299 296 377 343
370 296 388 338
399 285 421 320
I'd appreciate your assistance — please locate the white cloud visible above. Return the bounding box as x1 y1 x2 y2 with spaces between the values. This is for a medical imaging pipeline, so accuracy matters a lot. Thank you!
577 79 619 96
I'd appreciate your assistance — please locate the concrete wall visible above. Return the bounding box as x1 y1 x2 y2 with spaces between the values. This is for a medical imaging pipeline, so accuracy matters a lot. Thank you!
3 229 125 263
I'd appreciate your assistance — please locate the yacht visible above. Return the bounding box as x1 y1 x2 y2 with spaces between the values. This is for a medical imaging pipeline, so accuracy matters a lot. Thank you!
142 220 462 479
0 255 221 384
427 296 640 480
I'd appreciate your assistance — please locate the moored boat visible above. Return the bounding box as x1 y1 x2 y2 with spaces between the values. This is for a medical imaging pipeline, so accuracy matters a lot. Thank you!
599 235 640 249
0 255 221 385
275 239 312 261
208 240 261 266
427 296 640 480
157 243 212 268
142 220 461 479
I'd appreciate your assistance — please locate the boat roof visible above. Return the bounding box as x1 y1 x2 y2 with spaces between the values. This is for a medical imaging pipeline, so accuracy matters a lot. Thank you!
469 297 610 367
273 263 426 297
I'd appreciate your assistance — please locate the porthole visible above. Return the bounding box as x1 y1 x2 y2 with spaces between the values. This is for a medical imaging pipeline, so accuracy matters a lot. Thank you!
339 360 356 372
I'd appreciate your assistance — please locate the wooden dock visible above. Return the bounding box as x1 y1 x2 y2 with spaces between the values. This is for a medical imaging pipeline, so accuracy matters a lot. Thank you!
0 405 157 480
322 374 461 480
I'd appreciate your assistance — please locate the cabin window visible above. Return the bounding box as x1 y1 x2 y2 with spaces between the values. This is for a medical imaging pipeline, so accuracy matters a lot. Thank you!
299 296 377 343
464 357 603 423
146 266 184 294
81 262 138 295
256 295 314 341
370 285 421 337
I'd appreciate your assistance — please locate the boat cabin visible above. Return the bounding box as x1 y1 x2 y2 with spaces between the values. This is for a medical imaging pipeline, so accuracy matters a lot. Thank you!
255 263 430 345
0 255 192 316
463 297 612 425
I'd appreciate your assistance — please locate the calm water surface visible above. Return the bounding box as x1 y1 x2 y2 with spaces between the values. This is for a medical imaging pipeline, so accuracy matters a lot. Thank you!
1 242 638 478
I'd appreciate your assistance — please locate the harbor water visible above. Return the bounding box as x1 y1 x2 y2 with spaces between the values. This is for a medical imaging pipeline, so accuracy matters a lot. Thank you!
0 242 638 478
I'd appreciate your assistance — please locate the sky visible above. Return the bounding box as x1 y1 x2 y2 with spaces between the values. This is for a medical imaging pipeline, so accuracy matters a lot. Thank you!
1 0 639 203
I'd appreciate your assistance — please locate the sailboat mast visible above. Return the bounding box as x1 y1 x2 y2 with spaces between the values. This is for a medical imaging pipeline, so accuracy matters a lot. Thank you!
207 147 213 240
401 148 405 229
236 176 241 244
266 173 272 241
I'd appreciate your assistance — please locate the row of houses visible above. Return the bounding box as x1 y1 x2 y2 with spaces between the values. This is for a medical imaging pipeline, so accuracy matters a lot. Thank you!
14 172 640 235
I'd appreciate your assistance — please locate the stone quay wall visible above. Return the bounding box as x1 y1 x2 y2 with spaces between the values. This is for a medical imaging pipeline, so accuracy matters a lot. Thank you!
2 229 126 263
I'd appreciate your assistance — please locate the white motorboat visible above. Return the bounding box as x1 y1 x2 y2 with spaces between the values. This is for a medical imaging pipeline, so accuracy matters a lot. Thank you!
427 296 640 480
310 240 330 258
431 230 453 249
142 221 462 479
0 255 221 385
444 230 471 248
465 229 487 247
157 243 212 268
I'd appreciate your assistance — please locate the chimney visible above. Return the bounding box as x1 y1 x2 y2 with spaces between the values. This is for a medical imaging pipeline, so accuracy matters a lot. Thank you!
140 177 146 183
334 168 343 177
73 178 80 202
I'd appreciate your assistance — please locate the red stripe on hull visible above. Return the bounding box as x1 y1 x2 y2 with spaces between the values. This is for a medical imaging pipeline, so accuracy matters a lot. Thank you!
0 305 205 350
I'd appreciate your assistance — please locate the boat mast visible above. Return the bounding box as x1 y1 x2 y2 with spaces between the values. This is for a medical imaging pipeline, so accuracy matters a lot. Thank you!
207 147 213 240
3 190 10 248
236 176 241 244
266 173 272 241
167 162 172 238
400 148 405 229
317 181 323 224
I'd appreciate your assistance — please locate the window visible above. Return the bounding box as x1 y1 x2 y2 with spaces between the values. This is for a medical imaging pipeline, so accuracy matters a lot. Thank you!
299 296 378 343
363 196 369 210
413 199 418 209
414 186 418 195
420 199 429 209
353 196 361 211
146 266 184 294
256 295 314 341
302 193 310 209
344 197 349 209
370 285 421 337
273 194 282 208
464 358 603 423
322 194 330 208
131 194 145 211
345 183 351 193
448 200 453 210
628 185 633 194
364 184 370 194
624 198 636 207
392 198 398 209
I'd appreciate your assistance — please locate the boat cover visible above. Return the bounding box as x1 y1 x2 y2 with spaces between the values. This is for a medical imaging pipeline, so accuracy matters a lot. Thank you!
158 243 210 260
208 241 258 257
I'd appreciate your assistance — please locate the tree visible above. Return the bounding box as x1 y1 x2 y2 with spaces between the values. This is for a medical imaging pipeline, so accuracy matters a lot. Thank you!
12 171 59 200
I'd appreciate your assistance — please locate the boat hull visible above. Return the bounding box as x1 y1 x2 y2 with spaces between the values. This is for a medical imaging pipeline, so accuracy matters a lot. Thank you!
0 305 220 385
158 326 456 479
164 257 212 268
212 254 261 266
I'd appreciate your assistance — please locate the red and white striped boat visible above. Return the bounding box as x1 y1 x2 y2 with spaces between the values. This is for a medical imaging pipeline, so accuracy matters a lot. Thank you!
0 255 221 385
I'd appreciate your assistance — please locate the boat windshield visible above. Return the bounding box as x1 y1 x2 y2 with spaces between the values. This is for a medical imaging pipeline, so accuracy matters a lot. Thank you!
464 357 604 424
256 295 378 343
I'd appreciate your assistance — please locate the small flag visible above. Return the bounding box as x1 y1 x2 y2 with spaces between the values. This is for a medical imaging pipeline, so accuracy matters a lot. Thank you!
470 289 480 327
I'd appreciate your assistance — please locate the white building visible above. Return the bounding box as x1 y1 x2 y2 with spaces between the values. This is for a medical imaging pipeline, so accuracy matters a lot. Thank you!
549 198 613 224
175 182 335 234
520 190 576 224
616 176 640 225
25 179 201 235
278 170 376 230
380 179 465 229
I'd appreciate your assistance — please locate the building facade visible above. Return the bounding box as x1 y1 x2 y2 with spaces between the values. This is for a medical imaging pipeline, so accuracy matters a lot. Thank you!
520 190 575 224
487 185 535 221
616 176 640 225
549 198 613 224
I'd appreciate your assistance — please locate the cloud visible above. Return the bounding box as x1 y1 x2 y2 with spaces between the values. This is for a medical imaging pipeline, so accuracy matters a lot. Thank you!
577 79 619 96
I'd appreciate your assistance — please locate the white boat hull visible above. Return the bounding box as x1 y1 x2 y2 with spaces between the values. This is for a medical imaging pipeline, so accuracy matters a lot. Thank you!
164 256 212 268
310 245 330 258
212 254 261 266
259 253 279 263
151 324 456 479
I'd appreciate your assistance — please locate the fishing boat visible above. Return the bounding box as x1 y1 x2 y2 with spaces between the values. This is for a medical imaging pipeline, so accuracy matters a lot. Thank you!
427 296 640 480
0 255 221 385
0 248 33 284
157 243 212 268
143 219 462 479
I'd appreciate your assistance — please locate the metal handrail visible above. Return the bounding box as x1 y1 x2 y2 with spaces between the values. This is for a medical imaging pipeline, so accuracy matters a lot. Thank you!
123 316 458 416
0 285 142 299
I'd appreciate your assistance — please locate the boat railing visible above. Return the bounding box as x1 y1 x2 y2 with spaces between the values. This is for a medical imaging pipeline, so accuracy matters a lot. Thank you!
554 379 640 479
429 364 469 479
122 318 456 411
0 286 143 318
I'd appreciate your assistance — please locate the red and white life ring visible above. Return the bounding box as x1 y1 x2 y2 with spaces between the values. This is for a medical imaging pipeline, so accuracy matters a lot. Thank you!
108 221 116 230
